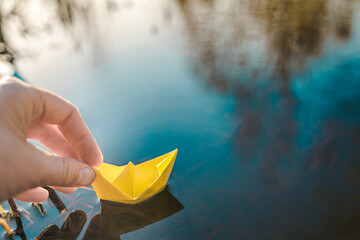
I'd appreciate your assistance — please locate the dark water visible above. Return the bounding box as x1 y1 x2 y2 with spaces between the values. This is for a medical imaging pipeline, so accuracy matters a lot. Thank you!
1 0 360 239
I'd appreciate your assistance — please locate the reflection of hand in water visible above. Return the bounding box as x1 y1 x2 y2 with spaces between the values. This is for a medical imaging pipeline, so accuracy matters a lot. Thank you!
36 210 87 240
83 189 184 239
36 189 183 239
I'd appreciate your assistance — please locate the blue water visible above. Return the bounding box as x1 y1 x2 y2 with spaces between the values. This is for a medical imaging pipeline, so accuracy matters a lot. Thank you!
1 0 360 239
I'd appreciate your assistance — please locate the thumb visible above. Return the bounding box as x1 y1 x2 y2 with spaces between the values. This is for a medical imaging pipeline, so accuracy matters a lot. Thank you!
36 150 96 188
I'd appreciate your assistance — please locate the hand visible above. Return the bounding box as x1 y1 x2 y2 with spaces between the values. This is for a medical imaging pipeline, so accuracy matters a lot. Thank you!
0 77 103 202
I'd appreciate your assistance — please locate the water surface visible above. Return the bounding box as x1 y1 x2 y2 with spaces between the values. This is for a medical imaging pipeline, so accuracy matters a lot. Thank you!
1 0 360 239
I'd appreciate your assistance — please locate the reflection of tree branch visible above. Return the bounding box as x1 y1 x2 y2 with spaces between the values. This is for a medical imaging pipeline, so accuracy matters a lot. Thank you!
173 0 354 192
0 0 116 66
251 0 330 88
0 15 14 64
175 0 353 89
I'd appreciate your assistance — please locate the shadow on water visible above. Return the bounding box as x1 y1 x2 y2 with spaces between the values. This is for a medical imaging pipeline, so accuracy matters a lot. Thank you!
82 189 184 239
33 189 183 240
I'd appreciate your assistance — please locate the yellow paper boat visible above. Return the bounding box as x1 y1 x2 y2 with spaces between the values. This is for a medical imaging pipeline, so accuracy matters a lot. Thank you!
92 149 177 204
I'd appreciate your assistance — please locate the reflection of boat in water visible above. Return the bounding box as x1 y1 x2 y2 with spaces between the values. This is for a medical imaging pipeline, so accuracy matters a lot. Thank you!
36 210 87 240
82 189 184 239
92 149 178 204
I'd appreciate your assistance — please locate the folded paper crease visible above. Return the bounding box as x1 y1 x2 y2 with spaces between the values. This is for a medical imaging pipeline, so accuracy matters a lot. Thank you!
92 149 177 204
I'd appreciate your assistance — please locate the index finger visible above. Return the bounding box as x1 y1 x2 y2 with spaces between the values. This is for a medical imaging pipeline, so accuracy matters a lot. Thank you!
34 88 103 167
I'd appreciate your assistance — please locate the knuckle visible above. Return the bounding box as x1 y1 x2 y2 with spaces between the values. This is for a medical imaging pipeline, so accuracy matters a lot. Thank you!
63 99 77 111
1 76 21 84
0 76 37 103
58 157 76 186
71 104 81 117
60 104 81 127
1 77 26 92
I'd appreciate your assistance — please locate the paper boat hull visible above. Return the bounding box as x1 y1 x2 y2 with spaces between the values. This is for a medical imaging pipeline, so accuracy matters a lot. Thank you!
92 149 177 204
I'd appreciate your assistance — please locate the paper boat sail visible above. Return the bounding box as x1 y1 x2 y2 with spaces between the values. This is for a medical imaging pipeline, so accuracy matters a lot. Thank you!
92 149 177 204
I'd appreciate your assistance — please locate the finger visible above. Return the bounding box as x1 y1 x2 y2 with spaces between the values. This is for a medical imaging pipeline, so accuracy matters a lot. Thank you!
41 155 95 187
28 123 78 159
51 186 77 194
29 145 96 188
27 124 80 194
34 88 102 167
14 187 49 203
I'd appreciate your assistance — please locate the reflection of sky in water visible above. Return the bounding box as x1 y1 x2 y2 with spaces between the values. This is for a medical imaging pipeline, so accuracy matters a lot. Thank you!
1 0 360 239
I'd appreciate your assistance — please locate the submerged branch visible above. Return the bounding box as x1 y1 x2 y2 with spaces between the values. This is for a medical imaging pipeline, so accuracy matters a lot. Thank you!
0 219 12 235
7 198 26 240
43 187 67 213
0 204 8 218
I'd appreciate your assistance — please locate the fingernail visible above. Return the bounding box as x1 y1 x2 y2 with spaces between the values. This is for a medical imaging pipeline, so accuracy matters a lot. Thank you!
75 168 95 186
